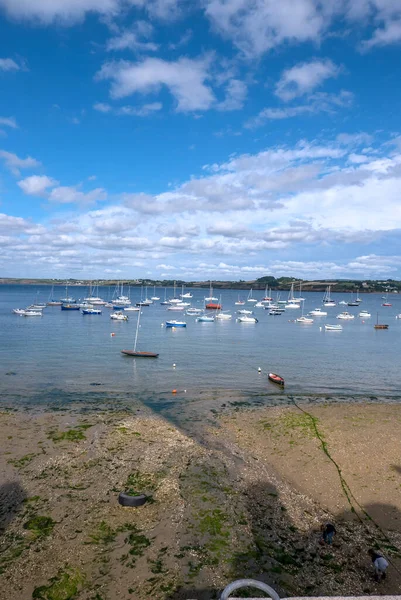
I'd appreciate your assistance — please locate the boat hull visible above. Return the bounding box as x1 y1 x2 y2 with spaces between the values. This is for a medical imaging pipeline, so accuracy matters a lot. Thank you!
268 373 284 386
121 350 159 357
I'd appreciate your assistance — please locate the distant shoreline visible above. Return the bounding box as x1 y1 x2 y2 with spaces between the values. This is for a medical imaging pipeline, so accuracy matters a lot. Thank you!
0 279 399 294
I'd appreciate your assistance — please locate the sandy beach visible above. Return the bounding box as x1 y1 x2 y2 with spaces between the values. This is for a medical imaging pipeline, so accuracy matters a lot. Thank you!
1 396 401 599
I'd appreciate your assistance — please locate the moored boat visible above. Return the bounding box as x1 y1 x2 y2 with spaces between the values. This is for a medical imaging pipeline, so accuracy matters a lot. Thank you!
336 311 354 320
121 307 158 357
166 320 186 328
325 324 343 331
309 308 327 316
268 373 284 386
110 311 128 321
296 316 314 323
61 303 80 310
237 315 258 323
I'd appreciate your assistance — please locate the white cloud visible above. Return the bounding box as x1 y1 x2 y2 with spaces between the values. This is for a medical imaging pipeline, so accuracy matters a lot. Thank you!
0 150 41 175
5 134 401 279
17 175 58 195
217 79 247 111
0 116 17 129
246 90 353 128
0 58 20 71
362 19 401 49
117 102 162 116
204 0 333 57
275 59 341 101
0 0 121 24
96 56 215 112
107 20 159 52
49 186 107 205
93 102 112 113
348 153 370 164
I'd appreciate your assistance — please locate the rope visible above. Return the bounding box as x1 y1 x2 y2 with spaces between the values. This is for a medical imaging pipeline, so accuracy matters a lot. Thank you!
288 396 401 577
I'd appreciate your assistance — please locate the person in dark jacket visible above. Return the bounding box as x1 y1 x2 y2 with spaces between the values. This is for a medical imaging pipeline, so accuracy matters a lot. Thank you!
321 522 336 545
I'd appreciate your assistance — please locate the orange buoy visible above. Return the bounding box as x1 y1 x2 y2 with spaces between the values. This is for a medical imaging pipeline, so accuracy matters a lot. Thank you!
172 389 177 394
111 333 115 337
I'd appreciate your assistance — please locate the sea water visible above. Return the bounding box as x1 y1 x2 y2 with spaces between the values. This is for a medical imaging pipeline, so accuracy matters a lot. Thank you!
0 284 400 404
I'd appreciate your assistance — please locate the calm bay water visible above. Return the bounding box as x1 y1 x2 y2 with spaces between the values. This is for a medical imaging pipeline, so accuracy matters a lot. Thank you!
0 284 400 404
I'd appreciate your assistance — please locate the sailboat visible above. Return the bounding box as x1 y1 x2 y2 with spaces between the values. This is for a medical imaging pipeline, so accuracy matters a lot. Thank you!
169 281 183 304
247 288 257 303
205 281 218 302
113 282 132 306
382 293 392 307
160 288 171 306
347 291 361 307
323 285 336 307
180 284 193 299
261 286 273 302
60 283 76 303
297 300 313 323
286 283 300 309
150 286 160 301
46 285 62 306
293 281 304 303
235 295 245 305
374 312 389 329
121 309 159 357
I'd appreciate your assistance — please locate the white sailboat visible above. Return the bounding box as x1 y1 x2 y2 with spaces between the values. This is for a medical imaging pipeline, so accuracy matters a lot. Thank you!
323 285 336 307
205 281 218 301
150 286 160 301
247 288 257 303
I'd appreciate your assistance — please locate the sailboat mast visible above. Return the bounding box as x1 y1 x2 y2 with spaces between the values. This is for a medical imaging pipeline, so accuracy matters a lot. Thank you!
134 309 141 352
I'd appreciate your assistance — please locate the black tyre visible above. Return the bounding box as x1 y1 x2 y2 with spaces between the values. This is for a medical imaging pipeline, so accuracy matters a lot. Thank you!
118 492 147 507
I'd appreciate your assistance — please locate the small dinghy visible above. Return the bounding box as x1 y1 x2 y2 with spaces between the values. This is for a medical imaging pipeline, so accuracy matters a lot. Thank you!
268 373 284 386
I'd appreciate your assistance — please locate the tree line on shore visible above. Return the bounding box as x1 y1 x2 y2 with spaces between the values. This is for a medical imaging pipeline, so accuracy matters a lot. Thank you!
0 276 399 294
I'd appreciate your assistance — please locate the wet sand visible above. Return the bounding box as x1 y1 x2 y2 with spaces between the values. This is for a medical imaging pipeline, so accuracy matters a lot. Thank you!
1 397 401 599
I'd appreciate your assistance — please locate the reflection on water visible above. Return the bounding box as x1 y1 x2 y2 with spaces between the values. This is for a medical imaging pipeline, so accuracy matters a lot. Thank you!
1 284 401 404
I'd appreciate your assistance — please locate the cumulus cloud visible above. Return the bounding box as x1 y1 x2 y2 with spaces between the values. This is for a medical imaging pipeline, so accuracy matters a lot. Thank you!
275 59 341 101
17 175 58 195
48 185 107 205
5 134 401 279
96 56 215 112
0 150 41 175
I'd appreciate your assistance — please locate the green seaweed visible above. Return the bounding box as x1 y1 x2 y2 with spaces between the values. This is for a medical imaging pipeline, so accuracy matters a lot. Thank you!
32 567 85 600
24 516 55 538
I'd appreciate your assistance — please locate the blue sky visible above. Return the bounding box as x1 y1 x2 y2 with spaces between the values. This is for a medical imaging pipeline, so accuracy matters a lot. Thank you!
1 0 401 280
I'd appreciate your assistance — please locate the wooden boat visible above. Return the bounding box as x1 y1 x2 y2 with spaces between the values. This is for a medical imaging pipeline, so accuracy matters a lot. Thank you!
121 308 158 358
268 373 284 386
374 312 388 329
121 350 159 357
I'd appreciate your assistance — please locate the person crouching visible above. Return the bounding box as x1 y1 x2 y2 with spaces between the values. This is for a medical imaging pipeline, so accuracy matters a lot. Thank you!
368 549 389 582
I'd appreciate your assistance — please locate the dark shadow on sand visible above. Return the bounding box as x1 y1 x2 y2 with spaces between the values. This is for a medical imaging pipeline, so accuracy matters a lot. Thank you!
0 480 26 533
